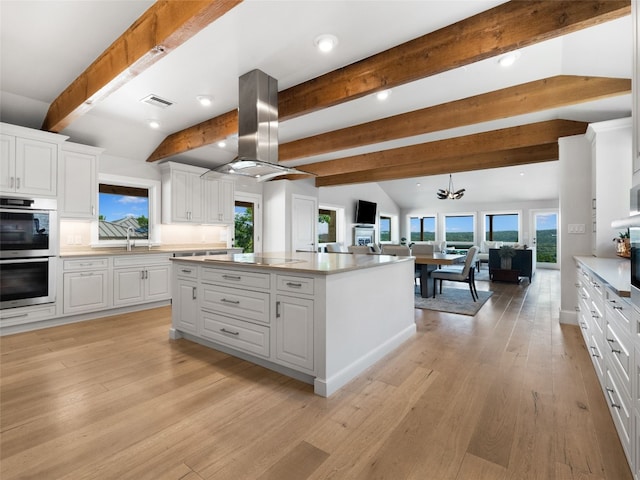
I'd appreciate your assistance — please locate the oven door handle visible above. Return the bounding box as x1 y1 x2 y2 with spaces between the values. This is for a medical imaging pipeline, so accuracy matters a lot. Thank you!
0 257 51 264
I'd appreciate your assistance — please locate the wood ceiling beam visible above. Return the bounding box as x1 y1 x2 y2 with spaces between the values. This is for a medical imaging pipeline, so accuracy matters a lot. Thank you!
279 75 630 162
42 0 242 133
146 0 629 162
303 119 586 185
315 144 559 187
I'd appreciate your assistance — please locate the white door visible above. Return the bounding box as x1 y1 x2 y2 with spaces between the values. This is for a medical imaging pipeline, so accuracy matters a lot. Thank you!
531 210 558 269
292 194 317 252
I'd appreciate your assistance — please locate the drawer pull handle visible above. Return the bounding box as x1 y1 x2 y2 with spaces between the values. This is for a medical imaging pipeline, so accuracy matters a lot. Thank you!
575 283 580 287
80 272 94 276
286 282 302 288
222 275 241 281
2 312 28 319
221 298 240 305
589 346 599 357
579 322 587 329
612 306 623 311
605 388 621 409
221 328 239 336
181 269 192 274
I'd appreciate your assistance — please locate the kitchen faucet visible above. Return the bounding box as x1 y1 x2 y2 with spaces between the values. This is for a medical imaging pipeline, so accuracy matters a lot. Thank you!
126 226 135 251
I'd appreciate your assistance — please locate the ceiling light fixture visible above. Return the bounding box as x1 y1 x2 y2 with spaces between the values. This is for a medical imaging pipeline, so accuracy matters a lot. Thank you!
147 119 160 129
314 34 338 53
437 174 465 200
197 95 213 107
498 51 521 67
376 89 391 101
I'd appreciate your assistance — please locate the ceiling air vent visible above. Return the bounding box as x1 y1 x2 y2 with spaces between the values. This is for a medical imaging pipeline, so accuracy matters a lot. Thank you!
140 94 174 109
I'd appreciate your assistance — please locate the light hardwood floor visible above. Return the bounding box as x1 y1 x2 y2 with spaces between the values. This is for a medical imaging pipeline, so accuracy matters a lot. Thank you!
0 269 632 479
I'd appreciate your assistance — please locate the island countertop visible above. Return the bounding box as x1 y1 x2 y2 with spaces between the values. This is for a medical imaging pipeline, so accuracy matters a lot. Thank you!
170 251 413 275
574 255 631 297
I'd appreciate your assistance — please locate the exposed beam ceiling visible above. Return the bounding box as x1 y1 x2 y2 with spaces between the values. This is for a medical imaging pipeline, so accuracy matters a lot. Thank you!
311 119 587 186
41 0 242 133
146 0 630 163
279 75 629 162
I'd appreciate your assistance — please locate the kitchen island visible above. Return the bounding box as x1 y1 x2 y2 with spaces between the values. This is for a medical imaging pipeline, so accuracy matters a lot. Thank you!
170 252 415 396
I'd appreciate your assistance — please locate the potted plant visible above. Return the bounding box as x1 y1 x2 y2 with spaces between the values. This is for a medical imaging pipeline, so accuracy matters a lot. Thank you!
498 245 516 269
613 230 630 258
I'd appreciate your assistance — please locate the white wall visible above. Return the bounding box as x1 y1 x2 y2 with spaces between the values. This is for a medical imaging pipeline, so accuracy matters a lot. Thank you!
558 134 592 324
318 183 401 244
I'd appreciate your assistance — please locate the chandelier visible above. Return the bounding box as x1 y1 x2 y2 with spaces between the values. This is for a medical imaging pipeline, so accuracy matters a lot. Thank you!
437 174 465 200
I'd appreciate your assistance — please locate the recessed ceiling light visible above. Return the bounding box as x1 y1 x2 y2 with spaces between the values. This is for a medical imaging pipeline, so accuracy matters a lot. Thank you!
519 172 525 176
147 119 160 129
197 95 213 107
416 182 421 187
498 51 521 67
314 34 338 53
376 89 391 101
217 141 227 148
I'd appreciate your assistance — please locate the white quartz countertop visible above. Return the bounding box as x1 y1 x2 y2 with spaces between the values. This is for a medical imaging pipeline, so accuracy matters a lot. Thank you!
574 256 631 297
59 246 233 258
171 251 413 275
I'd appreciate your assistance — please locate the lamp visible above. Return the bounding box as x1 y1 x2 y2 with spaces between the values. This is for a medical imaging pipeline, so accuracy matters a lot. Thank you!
437 174 465 199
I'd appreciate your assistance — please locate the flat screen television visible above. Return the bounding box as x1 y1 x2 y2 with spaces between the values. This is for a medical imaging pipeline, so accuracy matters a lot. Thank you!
355 199 377 224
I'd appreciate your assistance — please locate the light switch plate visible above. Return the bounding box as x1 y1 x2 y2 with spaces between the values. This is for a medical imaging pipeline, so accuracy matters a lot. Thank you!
568 224 586 234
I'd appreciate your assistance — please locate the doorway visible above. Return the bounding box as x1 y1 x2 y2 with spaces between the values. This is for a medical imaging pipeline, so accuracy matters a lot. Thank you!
531 210 558 268
234 192 262 253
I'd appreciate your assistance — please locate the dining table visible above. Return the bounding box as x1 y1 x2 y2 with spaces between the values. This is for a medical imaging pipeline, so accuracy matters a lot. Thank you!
413 253 466 298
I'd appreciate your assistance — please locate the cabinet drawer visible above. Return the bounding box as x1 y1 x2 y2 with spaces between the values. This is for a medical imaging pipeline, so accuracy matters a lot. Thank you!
588 332 606 381
202 267 270 290
276 275 314 295
175 264 198 279
605 287 632 336
0 304 56 327
589 300 605 336
605 321 631 395
605 366 632 461
63 257 108 271
201 284 270 324
201 311 270 358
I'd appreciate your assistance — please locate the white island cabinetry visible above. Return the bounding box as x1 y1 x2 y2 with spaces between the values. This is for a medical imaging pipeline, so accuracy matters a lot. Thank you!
170 252 415 397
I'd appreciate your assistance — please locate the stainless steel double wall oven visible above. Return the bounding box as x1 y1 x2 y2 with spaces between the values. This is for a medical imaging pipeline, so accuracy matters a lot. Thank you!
0 197 57 309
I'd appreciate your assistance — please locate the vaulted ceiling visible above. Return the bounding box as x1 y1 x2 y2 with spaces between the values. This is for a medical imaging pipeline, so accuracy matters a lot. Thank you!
0 1 633 208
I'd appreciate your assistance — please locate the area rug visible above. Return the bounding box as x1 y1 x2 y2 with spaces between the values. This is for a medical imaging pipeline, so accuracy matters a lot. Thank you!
415 288 493 316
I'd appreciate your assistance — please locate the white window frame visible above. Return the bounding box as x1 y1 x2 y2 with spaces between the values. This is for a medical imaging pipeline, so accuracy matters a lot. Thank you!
92 173 161 247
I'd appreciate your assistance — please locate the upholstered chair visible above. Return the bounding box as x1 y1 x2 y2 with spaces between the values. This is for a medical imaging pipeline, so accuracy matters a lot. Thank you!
431 246 480 301
348 245 373 254
381 245 411 256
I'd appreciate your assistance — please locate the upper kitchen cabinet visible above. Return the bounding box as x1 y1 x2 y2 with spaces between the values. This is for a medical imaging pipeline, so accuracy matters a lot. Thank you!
59 142 103 219
161 162 235 225
0 123 68 198
160 162 205 224
204 175 234 224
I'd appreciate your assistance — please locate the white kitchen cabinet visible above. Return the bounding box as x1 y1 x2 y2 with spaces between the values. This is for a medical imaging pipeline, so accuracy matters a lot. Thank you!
63 257 109 314
275 294 314 372
172 265 199 335
204 176 235 224
113 254 171 307
59 142 103 219
160 162 205 224
1 135 58 197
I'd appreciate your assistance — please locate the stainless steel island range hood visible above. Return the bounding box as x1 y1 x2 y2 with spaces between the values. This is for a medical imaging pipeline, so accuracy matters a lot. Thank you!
212 69 311 182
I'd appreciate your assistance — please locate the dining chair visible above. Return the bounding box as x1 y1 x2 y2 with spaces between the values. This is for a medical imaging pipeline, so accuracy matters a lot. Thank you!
348 245 373 254
431 246 479 301
326 243 346 253
381 245 411 256
410 243 434 255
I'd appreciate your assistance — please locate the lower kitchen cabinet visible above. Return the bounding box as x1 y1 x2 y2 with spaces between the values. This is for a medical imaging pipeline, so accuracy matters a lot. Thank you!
172 266 199 335
113 255 171 307
275 294 314 372
63 257 109 314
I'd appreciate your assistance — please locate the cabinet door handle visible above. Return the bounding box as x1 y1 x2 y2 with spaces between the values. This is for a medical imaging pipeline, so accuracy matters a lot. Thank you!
222 274 241 281
276 301 281 318
9 177 14 188
220 328 239 336
145 270 148 279
286 282 302 288
16 177 20 189
192 287 197 300
141 270 145 280
605 388 621 409
221 298 240 305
